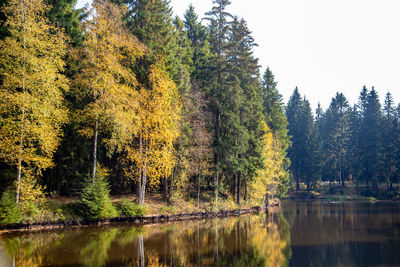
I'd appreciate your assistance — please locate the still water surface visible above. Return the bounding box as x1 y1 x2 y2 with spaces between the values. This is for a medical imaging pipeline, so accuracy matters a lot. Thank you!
0 200 399 266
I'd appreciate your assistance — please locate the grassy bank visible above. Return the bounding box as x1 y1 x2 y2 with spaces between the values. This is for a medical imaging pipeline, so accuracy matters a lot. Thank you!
0 191 268 228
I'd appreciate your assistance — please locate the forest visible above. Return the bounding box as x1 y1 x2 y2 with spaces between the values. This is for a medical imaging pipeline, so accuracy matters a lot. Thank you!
287 86 400 197
0 0 398 224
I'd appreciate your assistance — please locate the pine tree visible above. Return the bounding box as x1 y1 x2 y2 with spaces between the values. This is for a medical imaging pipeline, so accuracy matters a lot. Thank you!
348 104 362 192
262 68 289 147
324 92 351 188
382 92 396 189
225 17 264 205
46 0 85 46
0 0 68 202
205 0 233 206
42 0 88 194
286 87 303 191
183 4 211 85
362 87 383 193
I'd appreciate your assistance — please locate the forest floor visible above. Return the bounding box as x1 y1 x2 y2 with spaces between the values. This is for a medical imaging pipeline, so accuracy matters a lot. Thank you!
50 192 260 219
0 193 270 231
287 181 400 201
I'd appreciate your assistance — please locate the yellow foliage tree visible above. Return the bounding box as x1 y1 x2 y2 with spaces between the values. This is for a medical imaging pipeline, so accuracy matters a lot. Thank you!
250 122 286 205
73 0 146 182
0 0 68 203
124 62 181 205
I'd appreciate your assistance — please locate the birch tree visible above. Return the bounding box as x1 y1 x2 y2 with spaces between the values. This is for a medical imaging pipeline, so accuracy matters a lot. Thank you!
0 0 68 203
73 0 146 182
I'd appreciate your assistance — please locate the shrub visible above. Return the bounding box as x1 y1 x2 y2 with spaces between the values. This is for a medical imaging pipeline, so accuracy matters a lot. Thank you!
0 189 22 224
117 198 145 217
161 205 176 214
76 169 117 220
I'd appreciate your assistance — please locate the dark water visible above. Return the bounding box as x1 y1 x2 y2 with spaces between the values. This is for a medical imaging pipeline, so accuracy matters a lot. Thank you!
0 200 399 266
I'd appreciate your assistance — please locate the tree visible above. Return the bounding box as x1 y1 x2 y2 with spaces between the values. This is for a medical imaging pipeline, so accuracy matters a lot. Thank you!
250 123 286 205
262 67 291 195
262 68 289 147
46 0 85 46
186 83 213 209
382 92 396 189
362 88 383 193
205 0 233 206
0 0 68 203
73 0 146 181
42 0 88 195
286 88 303 191
226 17 264 205
124 62 181 205
324 92 351 187
183 4 211 84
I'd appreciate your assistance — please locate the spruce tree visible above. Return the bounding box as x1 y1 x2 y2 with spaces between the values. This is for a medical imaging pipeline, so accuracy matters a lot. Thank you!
382 92 396 189
286 87 303 191
205 0 233 205
362 87 383 193
183 4 211 85
262 68 289 147
324 92 351 188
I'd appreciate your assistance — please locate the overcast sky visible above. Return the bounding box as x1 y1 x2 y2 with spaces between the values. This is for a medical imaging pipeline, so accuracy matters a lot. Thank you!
77 0 400 111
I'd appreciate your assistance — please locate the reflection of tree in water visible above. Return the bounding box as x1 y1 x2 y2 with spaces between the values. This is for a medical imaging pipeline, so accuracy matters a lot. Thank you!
79 228 119 267
0 213 292 266
1 232 62 267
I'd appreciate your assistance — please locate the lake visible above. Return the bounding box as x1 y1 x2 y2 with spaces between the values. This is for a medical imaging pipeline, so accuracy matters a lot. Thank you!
0 200 399 266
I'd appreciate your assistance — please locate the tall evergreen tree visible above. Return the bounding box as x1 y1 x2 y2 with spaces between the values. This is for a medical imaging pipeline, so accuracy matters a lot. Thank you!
183 4 211 85
362 87 383 193
324 92 351 188
262 68 289 146
204 0 233 205
382 92 397 189
46 0 85 46
286 87 304 191
225 17 265 204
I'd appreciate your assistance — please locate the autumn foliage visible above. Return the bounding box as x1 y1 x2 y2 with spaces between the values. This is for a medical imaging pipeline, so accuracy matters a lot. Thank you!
0 0 292 222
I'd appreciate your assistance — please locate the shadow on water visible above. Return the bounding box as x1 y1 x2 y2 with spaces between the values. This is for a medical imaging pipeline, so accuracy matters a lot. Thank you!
0 201 399 266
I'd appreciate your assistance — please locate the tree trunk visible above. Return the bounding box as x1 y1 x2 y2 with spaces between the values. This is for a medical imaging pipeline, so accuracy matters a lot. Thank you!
215 172 219 207
139 140 149 205
16 1 27 204
198 172 201 211
236 173 241 207
163 176 168 204
136 134 142 204
92 116 98 183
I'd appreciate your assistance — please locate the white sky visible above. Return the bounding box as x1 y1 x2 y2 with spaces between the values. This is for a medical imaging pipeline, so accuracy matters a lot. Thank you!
77 0 400 111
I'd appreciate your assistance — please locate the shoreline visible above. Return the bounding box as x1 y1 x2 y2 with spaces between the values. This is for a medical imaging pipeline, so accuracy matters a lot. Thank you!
0 205 271 233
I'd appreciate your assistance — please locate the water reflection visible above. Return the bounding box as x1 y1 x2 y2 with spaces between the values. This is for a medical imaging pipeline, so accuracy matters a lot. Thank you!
0 201 399 266
0 212 289 266
284 201 400 267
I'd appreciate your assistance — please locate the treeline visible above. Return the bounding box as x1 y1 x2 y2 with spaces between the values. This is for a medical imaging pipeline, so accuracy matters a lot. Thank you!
287 86 400 195
0 0 291 221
